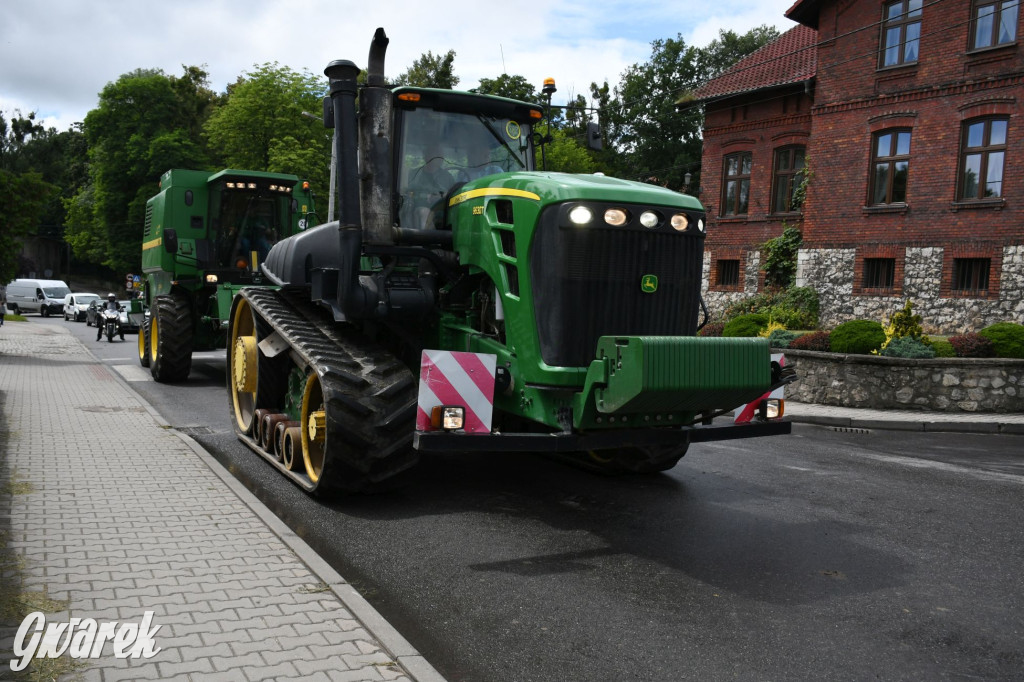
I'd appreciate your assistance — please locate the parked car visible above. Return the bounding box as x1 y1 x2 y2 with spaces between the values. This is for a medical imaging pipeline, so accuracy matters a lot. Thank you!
5 279 70 316
85 299 104 327
63 293 100 322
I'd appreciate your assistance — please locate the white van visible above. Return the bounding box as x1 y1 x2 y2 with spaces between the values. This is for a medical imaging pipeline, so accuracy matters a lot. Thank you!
63 293 100 322
5 279 71 317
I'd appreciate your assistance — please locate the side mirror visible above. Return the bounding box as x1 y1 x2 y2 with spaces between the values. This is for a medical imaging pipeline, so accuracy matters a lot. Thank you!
586 121 603 151
164 229 179 254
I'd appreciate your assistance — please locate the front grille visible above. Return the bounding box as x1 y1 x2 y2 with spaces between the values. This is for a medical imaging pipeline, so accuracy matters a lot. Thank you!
529 204 705 368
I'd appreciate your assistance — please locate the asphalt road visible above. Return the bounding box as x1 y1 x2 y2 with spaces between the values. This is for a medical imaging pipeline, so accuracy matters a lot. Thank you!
62 316 1024 681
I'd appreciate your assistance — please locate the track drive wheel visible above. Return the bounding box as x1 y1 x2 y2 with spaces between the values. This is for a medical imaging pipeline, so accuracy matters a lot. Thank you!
298 328 419 496
138 319 151 367
226 294 288 436
149 293 193 383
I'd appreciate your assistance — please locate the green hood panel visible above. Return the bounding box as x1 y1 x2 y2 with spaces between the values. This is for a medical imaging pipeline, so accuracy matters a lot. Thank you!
450 172 703 210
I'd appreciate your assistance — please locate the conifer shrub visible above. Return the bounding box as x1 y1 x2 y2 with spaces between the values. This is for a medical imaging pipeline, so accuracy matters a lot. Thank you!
767 329 799 348
722 313 770 338
829 320 886 354
978 322 1024 358
948 333 994 358
879 336 936 358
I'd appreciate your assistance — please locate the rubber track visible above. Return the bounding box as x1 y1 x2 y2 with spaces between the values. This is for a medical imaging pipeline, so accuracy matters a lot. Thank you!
239 288 419 495
150 293 193 383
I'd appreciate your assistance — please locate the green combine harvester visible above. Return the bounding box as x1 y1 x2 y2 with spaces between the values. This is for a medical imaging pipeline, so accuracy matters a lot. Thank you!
224 28 795 495
138 168 315 382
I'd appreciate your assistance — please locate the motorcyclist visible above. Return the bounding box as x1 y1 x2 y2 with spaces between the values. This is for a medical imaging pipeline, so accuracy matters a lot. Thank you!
96 293 120 341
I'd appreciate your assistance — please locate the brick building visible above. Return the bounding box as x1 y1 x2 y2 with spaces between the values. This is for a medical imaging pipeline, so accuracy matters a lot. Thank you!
693 0 1024 333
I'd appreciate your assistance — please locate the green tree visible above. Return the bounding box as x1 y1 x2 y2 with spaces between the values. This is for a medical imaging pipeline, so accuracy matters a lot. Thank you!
204 63 330 197
543 127 596 174
393 50 459 89
0 170 56 285
600 27 779 188
474 74 540 104
72 66 217 273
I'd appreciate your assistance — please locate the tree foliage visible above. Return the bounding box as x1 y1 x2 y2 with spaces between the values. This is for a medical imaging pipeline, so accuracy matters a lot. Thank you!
204 63 331 195
597 27 779 188
71 66 218 273
0 170 56 284
475 74 540 104
393 50 459 89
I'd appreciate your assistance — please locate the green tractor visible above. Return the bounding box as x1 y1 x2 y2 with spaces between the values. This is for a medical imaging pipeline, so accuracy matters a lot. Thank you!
139 168 316 382
226 28 795 495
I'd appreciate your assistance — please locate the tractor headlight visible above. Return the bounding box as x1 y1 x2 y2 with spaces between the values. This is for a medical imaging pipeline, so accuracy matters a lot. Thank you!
569 206 593 225
640 211 659 228
670 213 689 231
604 208 628 226
698 219 705 232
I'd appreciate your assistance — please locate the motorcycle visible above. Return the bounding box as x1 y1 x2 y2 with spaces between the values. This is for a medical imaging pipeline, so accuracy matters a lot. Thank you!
101 306 125 342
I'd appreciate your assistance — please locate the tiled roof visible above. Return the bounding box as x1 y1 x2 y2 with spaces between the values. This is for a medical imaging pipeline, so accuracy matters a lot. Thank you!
691 24 818 103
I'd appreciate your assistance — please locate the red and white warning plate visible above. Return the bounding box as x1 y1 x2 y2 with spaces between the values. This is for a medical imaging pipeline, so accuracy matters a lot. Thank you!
416 350 497 433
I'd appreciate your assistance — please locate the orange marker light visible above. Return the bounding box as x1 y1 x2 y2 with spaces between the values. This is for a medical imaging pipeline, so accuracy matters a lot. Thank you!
398 93 421 102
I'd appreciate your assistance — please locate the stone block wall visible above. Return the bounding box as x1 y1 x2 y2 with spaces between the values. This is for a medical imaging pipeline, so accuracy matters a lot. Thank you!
784 349 1024 413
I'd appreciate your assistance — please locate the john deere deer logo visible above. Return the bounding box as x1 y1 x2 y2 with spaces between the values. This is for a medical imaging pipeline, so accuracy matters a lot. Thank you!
641 275 658 293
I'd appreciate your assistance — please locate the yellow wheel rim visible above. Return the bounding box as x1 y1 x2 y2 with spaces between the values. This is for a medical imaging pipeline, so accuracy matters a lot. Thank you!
138 324 147 363
149 314 159 364
229 298 258 433
301 373 326 483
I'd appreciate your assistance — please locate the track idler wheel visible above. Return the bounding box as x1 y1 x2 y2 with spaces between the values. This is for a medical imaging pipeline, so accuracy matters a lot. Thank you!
301 373 328 484
275 421 299 465
281 426 303 471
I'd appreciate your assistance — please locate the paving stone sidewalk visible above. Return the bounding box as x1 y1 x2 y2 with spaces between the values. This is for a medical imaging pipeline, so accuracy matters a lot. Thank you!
0 322 445 682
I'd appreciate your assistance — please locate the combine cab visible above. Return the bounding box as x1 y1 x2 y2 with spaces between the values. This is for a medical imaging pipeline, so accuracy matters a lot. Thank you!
139 169 315 382
226 29 795 495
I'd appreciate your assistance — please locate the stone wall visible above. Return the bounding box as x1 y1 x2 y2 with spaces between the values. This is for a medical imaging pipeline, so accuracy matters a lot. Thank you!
795 245 1024 334
784 349 1024 413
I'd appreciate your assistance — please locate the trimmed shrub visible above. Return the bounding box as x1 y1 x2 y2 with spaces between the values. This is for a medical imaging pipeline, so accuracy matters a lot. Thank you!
829 320 886 354
768 329 799 348
698 322 724 337
880 336 936 358
949 332 995 358
931 339 956 358
788 330 831 351
723 286 820 330
978 322 1024 358
881 300 930 351
723 313 770 338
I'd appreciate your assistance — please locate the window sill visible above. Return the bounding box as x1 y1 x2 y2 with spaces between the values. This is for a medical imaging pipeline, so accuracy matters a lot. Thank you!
862 203 908 214
951 198 1005 211
716 215 749 223
767 211 803 221
966 42 1017 57
875 62 918 74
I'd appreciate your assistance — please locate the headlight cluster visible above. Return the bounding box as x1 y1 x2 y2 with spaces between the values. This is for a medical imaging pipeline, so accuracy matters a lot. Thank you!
224 181 293 193
567 204 705 233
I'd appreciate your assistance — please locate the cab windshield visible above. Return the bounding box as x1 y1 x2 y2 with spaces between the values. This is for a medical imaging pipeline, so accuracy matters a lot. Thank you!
212 188 287 269
397 109 532 229
43 286 70 298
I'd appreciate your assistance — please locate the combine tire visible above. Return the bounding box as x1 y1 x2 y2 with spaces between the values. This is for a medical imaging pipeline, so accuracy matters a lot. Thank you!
138 320 150 368
149 293 193 383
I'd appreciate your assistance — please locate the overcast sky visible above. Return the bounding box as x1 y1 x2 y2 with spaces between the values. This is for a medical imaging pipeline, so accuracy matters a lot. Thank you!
1 0 798 132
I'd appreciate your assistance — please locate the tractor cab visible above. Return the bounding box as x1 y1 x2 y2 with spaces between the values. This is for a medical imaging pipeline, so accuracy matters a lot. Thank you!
392 88 541 230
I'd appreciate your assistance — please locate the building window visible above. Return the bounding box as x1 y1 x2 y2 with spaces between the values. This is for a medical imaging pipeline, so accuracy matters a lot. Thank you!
870 130 911 205
959 118 1007 200
863 258 896 288
880 0 922 67
716 259 741 286
722 152 751 216
953 258 991 291
971 0 1019 49
771 146 806 213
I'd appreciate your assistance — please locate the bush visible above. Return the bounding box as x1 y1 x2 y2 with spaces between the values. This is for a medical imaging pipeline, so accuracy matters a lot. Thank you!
950 332 995 358
723 313 770 338
722 286 820 330
698 322 724 337
978 322 1024 358
931 339 956 358
881 300 929 351
788 330 831 351
880 336 936 358
767 329 799 348
829 320 886 354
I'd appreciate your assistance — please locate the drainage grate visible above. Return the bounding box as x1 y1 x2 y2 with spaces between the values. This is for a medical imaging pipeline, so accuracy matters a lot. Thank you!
831 426 872 434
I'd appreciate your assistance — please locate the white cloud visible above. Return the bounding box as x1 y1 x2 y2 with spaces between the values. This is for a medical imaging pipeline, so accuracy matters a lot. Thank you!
0 0 798 131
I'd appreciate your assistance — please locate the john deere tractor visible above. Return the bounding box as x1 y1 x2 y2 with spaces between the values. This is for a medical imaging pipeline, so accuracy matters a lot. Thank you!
225 29 794 495
139 168 315 382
